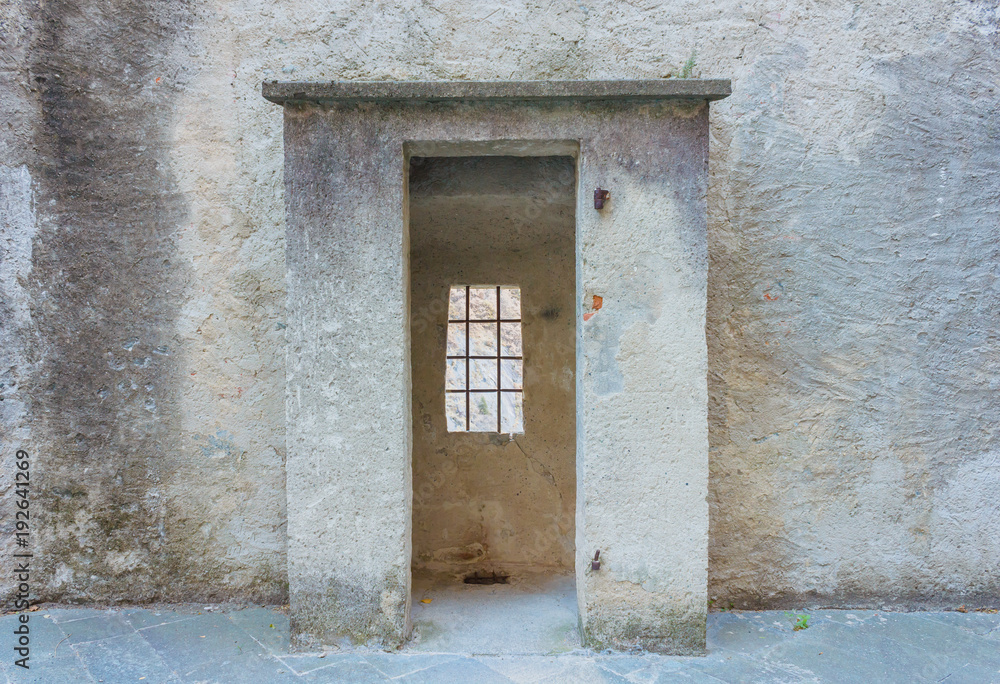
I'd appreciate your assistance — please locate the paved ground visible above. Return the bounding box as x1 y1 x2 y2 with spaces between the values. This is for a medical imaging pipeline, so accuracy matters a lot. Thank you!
1 605 998 683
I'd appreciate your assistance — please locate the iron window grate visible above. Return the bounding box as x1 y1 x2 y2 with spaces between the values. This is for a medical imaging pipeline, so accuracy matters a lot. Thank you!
445 285 523 433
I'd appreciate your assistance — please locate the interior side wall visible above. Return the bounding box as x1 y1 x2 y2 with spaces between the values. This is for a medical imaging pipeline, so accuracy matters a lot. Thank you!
409 156 576 575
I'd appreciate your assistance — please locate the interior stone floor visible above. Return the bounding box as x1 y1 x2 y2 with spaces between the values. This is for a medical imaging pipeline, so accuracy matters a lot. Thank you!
409 570 579 654
1 602 998 683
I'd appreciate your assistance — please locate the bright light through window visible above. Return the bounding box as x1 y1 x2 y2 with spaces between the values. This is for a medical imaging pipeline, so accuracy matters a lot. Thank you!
445 286 523 433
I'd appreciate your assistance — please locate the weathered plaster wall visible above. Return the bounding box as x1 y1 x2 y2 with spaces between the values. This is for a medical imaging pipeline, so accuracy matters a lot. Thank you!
706 21 1000 609
2 0 998 611
1 0 286 604
0 0 39 605
409 156 576 576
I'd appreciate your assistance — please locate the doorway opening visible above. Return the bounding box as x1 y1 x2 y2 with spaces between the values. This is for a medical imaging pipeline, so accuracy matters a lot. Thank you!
408 154 578 653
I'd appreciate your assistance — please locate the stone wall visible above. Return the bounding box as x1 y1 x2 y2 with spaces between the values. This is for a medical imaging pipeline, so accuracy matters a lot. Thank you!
1 0 997 609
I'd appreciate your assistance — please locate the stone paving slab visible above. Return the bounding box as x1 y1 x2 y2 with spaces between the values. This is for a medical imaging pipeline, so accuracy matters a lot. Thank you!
72 632 180 684
121 608 199 632
0 613 91 684
361 653 462 679
0 606 996 683
920 610 1000 637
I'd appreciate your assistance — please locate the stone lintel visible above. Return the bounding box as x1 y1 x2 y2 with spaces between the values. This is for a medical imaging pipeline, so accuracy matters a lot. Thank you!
262 79 731 105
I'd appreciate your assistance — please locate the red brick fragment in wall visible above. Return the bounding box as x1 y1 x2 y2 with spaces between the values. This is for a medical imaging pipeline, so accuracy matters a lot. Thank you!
583 295 603 321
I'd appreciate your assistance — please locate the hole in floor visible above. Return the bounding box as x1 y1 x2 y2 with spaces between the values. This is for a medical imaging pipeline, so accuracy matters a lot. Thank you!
463 570 509 585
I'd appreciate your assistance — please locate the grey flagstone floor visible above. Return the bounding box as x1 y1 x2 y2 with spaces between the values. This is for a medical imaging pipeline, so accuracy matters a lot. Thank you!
1 605 998 683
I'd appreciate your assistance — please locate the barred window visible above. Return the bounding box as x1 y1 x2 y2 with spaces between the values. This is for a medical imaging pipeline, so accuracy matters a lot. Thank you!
445 286 524 433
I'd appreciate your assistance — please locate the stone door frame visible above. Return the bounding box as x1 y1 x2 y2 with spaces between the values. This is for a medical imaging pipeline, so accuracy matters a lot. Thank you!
264 79 730 654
